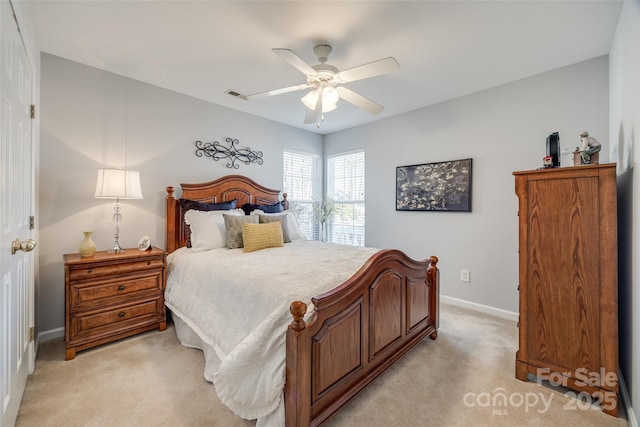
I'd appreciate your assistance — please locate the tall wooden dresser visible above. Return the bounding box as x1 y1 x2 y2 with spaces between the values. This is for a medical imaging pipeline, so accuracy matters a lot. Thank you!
513 164 618 416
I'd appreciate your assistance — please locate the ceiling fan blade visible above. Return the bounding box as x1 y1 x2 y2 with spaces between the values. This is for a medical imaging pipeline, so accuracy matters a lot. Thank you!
272 48 317 76
246 84 309 99
337 86 385 115
338 57 399 83
304 107 319 124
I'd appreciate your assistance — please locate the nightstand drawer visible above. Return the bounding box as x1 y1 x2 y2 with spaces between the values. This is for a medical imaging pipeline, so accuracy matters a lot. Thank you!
68 258 164 281
69 271 163 310
68 299 164 341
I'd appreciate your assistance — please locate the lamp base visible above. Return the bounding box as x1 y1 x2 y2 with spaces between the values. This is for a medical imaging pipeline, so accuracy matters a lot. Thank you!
107 241 126 254
107 200 125 254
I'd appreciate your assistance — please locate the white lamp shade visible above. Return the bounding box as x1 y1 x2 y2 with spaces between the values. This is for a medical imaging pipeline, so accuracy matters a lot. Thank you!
95 169 143 199
301 86 339 112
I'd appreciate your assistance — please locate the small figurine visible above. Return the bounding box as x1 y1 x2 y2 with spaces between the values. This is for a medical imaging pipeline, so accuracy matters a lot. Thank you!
578 131 601 164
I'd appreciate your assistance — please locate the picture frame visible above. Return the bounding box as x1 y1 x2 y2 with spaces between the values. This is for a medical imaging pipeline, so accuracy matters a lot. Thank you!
396 158 472 212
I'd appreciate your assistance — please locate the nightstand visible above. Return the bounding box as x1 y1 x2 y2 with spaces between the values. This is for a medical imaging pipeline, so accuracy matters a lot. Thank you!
64 247 167 360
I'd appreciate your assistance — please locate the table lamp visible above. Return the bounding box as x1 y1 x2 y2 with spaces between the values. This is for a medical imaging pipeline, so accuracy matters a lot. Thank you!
95 169 143 253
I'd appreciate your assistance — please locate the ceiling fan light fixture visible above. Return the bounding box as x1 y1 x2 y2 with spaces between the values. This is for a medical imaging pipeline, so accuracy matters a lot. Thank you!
301 86 339 112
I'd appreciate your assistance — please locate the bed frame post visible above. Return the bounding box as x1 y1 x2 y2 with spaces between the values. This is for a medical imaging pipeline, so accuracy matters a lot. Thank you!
427 255 439 334
166 186 178 253
285 301 312 427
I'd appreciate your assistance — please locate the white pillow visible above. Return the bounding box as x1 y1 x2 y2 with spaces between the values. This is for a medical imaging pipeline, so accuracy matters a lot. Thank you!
185 209 243 251
284 211 306 240
253 209 307 240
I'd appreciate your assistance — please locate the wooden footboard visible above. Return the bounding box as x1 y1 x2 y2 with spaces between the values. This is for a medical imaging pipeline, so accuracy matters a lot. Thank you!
285 251 439 427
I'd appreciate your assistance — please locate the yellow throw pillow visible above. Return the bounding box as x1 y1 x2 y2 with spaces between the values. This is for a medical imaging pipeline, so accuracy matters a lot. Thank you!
242 221 284 253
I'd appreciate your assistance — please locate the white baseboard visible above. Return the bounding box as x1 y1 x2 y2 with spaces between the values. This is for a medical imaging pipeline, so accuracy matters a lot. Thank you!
619 373 638 427
35 327 64 353
441 295 519 322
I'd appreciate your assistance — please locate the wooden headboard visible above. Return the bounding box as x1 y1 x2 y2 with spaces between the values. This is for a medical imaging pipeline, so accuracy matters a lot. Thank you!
165 175 288 253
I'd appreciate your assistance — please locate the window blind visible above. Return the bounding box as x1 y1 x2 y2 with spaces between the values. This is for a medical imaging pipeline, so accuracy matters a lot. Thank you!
327 150 365 246
283 149 321 240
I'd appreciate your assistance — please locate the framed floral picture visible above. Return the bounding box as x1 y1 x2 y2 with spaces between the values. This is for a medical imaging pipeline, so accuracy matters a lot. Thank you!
396 158 472 212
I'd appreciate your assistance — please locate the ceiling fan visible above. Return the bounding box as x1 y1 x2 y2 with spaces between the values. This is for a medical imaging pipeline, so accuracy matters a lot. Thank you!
245 45 400 127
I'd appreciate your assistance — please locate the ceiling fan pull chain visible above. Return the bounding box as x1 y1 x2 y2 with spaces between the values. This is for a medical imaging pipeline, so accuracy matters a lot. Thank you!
318 112 327 128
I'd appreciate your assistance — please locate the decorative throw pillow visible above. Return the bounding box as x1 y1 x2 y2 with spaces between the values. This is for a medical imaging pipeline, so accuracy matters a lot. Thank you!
180 198 237 247
185 209 243 251
242 222 284 253
223 214 259 249
257 211 307 240
241 200 285 215
257 213 291 243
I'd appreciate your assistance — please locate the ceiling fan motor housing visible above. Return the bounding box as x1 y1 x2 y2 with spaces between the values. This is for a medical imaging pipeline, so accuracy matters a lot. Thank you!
308 65 340 87
314 44 332 63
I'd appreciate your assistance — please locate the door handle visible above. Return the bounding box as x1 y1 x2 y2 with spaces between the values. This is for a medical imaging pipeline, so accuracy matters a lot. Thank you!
11 238 37 255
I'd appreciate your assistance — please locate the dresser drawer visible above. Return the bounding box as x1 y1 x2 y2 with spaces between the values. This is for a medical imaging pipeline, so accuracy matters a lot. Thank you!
68 257 164 281
68 298 164 341
69 271 163 311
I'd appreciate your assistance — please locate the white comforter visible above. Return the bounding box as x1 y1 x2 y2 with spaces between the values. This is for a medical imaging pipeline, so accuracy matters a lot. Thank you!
165 240 379 425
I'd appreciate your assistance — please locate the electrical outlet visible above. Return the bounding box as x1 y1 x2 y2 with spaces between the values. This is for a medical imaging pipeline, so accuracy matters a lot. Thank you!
461 269 470 283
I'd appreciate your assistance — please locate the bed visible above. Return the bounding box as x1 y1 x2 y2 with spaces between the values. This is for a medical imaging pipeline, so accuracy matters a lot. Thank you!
165 175 439 427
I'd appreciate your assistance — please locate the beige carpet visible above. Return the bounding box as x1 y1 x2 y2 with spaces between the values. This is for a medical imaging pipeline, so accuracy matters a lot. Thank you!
16 304 628 427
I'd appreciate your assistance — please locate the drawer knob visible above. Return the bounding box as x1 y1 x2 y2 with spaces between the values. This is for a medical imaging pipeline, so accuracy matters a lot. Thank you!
118 285 126 291
118 312 125 318
87 269 92 273
147 261 151 265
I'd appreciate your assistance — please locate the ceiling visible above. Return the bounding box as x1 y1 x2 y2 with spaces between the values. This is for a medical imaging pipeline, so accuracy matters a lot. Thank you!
25 1 623 135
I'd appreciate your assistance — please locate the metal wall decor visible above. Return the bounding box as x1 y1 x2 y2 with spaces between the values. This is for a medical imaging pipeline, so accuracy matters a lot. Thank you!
195 137 263 169
396 158 472 212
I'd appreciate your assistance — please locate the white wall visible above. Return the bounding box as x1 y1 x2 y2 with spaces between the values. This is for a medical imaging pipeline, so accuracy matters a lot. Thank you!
38 54 322 334
609 1 639 425
325 56 610 315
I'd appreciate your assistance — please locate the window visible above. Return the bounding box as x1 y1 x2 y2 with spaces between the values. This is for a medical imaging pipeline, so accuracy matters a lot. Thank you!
327 150 365 246
283 149 321 240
